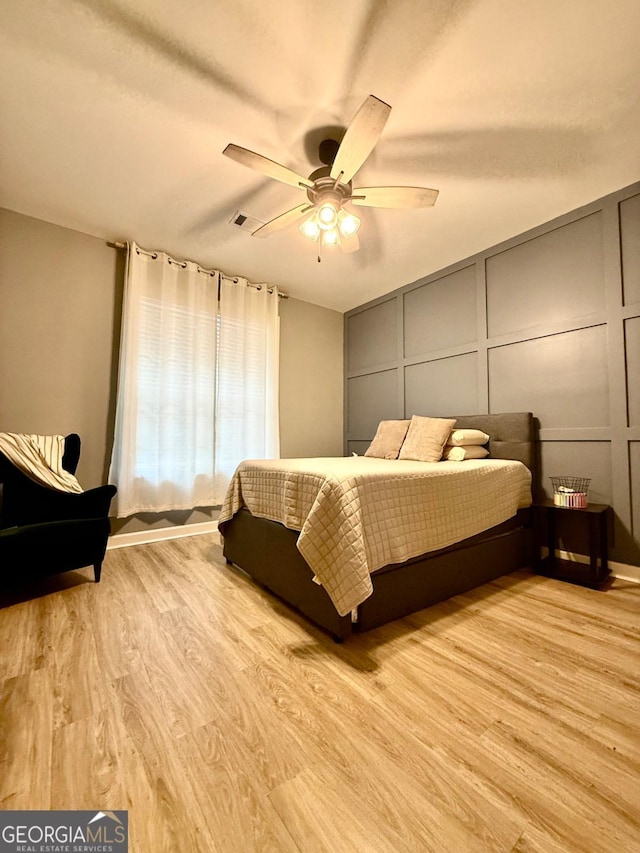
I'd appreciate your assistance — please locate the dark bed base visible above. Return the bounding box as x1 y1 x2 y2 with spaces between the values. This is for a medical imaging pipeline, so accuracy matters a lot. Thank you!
357 515 533 632
223 508 533 640
221 412 537 641
223 507 352 639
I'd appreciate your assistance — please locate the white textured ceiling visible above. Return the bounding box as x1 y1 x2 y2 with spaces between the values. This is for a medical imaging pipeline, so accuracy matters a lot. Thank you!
1 0 639 311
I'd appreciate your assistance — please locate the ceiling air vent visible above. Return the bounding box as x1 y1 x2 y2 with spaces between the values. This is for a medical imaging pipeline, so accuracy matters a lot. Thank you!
229 211 264 233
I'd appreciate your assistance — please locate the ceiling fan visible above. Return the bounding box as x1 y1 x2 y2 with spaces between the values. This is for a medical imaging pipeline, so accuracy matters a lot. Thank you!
223 95 439 254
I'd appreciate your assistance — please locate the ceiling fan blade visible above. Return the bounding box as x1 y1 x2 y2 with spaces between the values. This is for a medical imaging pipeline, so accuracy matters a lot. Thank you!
351 186 439 208
330 95 391 184
223 144 313 190
252 203 312 238
341 233 360 254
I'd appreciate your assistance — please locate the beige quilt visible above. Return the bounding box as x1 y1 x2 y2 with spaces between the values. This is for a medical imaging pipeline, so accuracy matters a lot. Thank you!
218 457 532 617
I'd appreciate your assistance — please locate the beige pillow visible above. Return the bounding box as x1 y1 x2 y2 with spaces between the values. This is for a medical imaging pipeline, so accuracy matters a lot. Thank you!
444 445 490 461
398 416 457 462
364 419 411 460
448 428 490 447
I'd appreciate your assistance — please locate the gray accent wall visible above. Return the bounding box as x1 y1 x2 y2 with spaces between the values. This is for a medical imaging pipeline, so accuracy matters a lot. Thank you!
345 182 640 568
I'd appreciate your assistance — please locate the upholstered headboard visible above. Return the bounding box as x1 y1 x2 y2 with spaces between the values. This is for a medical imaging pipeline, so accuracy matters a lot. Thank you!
445 412 537 488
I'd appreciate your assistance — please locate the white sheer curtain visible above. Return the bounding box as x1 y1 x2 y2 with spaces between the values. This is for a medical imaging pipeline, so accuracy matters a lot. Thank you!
109 244 219 516
109 245 280 518
215 276 280 498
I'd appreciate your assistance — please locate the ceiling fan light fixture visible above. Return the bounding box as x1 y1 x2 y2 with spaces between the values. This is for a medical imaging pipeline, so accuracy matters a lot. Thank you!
321 227 340 247
317 201 339 230
299 216 320 241
337 209 361 238
223 94 439 255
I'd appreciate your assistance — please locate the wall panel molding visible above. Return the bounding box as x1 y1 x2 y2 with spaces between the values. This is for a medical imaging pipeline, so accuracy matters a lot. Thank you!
538 428 613 441
485 211 605 338
344 180 640 567
476 259 489 414
620 192 640 306
604 200 633 536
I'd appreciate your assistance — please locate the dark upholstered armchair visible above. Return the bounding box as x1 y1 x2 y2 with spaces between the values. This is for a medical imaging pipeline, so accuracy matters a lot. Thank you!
0 434 116 583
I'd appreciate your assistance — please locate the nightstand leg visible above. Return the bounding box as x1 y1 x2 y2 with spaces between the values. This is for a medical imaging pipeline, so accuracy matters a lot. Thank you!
547 507 556 569
588 516 598 585
599 510 609 578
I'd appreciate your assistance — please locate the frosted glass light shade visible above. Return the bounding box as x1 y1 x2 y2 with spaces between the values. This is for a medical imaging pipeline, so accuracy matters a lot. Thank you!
300 217 320 240
321 228 340 246
317 202 338 229
338 210 361 237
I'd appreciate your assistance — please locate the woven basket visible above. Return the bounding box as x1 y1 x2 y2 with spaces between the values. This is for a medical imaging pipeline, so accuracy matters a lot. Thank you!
550 476 590 508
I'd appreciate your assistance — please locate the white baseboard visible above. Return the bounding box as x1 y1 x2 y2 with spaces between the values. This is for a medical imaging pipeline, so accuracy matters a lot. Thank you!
611 563 640 584
107 525 640 584
542 547 640 584
107 520 219 550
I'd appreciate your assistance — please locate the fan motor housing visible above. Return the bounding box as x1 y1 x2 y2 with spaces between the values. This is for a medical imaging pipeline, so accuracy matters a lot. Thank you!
318 138 340 166
306 173 352 207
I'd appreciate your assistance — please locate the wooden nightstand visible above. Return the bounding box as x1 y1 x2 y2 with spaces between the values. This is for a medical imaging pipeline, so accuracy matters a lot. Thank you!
534 499 610 588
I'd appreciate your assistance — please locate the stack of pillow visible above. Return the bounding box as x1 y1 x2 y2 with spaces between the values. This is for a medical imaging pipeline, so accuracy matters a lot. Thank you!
363 415 490 462
442 428 490 461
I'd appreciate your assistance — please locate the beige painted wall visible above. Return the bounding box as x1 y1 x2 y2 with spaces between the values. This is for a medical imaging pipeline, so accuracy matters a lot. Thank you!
0 207 344 531
279 296 343 458
0 207 123 488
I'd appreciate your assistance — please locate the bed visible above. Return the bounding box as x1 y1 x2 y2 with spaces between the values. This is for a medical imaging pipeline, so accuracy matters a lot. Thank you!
219 412 537 641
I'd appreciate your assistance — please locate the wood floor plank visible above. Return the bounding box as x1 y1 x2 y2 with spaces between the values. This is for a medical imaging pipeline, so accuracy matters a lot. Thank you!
453 582 640 675
0 584 71 681
125 545 189 613
49 587 110 729
591 713 640 763
1 537 638 852
160 607 317 792
50 709 127 809
83 560 144 682
175 722 301 852
510 822 581 853
133 614 217 738
0 668 53 808
106 669 218 852
398 603 632 731
246 655 524 852
269 765 410 853
476 719 640 853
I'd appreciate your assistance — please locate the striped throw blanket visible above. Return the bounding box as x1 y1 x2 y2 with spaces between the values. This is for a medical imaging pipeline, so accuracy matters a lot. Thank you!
0 433 83 493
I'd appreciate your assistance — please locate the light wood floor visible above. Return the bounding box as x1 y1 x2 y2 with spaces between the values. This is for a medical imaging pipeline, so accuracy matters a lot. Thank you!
1 536 639 853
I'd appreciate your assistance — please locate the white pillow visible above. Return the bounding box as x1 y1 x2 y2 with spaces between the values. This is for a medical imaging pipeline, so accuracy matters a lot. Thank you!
448 428 490 447
444 445 490 461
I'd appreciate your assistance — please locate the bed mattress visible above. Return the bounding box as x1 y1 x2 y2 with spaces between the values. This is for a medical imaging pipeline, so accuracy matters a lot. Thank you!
218 456 532 616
